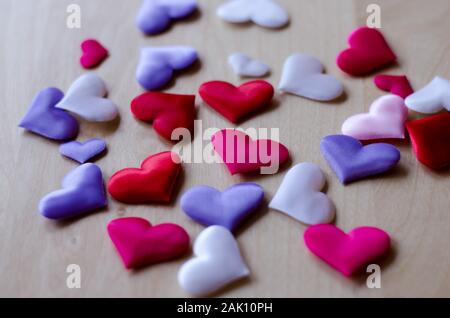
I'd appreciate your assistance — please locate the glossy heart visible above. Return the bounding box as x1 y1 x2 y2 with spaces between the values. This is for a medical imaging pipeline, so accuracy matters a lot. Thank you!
374 74 414 99
80 39 108 69
228 53 270 77
405 76 450 114
59 138 107 163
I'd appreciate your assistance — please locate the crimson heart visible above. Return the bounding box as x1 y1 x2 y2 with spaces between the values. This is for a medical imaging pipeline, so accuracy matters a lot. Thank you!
80 39 108 69
199 80 274 123
374 74 414 99
108 151 182 204
131 92 196 141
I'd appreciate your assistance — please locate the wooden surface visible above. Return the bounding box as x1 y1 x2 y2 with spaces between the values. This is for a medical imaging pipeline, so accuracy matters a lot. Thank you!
1 0 450 298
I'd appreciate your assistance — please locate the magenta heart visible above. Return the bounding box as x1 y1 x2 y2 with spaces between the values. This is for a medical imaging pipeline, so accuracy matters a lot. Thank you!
59 138 107 163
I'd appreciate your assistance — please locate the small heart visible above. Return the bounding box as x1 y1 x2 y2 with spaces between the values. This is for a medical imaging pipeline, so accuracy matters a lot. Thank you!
269 163 335 225
405 76 450 114
178 225 250 296
108 151 182 204
56 73 119 122
181 182 264 232
337 27 396 76
342 95 408 140
131 92 196 141
320 135 400 184
304 224 391 276
279 53 344 101
199 80 274 123
374 74 414 99
80 39 108 69
228 53 270 77
108 217 190 269
59 138 107 163
39 163 107 220
136 46 198 91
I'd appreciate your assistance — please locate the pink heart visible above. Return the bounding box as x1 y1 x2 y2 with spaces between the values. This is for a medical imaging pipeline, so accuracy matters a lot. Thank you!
80 39 109 69
374 74 414 99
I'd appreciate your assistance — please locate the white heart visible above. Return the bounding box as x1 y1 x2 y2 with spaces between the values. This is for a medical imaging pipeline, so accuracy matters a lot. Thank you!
269 163 335 225
405 76 450 114
217 0 289 29
278 53 344 101
228 53 270 77
178 225 250 296
56 73 119 122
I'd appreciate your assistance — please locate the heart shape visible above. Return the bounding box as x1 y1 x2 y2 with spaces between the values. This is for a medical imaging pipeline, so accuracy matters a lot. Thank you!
181 182 264 232
108 151 182 204
136 46 198 91
211 129 289 175
39 163 107 220
304 224 391 276
337 27 396 76
405 76 450 114
269 163 335 225
341 95 408 140
216 0 289 29
59 138 107 163
279 53 344 101
107 217 190 269
374 74 414 99
199 80 274 123
228 53 270 77
131 92 196 141
56 73 119 122
136 0 197 35
178 225 250 296
80 39 108 69
320 135 400 184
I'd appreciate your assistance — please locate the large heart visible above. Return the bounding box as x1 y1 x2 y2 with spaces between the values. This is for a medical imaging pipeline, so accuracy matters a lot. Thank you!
59 138 107 163
107 151 182 204
320 135 400 184
131 92 196 141
228 53 270 78
39 163 107 220
199 80 274 123
374 74 414 99
178 225 250 296
405 76 450 114
269 163 335 225
304 224 391 276
80 39 108 69
107 217 190 269
181 182 264 232
278 53 344 101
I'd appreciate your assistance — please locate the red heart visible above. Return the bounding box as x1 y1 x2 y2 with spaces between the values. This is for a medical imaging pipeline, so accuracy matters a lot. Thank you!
80 39 109 69
199 80 274 123
337 27 396 76
131 92 196 141
108 151 182 204
406 113 450 170
374 74 414 99
107 217 190 269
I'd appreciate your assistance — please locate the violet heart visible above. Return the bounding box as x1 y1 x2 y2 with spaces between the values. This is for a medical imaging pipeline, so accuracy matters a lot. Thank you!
180 183 264 232
19 87 79 141
59 138 107 163
320 135 400 184
39 163 107 220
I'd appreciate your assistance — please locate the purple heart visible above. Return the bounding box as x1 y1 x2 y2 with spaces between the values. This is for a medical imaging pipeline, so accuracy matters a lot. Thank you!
320 135 401 184
19 87 79 141
39 163 107 220
60 138 107 163
136 46 198 91
136 0 197 35
180 182 264 232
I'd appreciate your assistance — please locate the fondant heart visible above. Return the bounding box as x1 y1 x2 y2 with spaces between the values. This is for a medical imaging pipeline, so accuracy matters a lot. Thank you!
269 163 335 225
320 135 400 184
181 183 264 231
279 53 344 101
341 95 408 140
56 73 119 122
39 163 107 220
131 92 196 141
374 74 414 99
108 217 190 269
59 138 107 163
178 225 250 296
337 27 396 76
19 87 79 141
228 53 270 77
217 0 289 29
211 129 289 175
304 224 391 276
136 46 198 91
80 39 108 69
199 80 274 123
405 76 450 114
108 151 182 204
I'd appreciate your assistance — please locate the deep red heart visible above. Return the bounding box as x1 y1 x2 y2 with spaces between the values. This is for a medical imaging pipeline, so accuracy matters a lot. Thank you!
199 80 274 123
80 39 109 69
108 151 182 204
131 92 196 142
374 74 414 99
406 113 450 170
337 27 396 76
